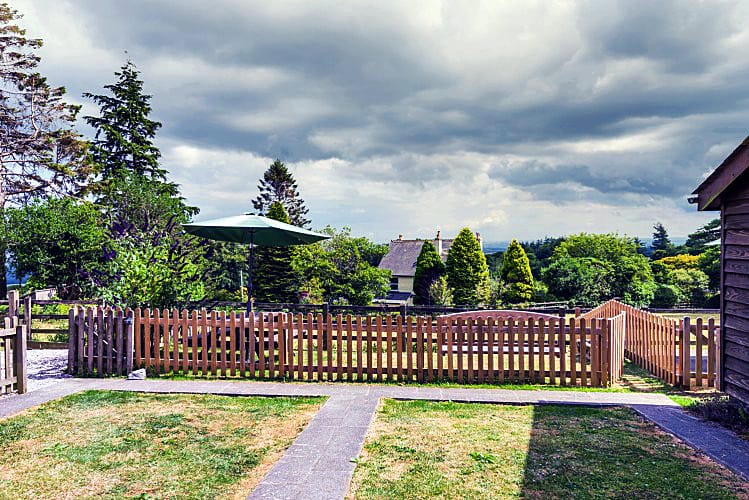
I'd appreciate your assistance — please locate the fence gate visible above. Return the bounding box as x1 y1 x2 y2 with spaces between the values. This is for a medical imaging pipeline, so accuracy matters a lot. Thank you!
0 322 27 395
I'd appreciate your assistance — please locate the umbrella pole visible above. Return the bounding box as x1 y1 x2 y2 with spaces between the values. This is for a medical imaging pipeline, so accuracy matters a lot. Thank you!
247 232 254 314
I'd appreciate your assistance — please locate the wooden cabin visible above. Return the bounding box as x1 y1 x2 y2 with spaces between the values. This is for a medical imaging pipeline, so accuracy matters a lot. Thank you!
692 136 749 403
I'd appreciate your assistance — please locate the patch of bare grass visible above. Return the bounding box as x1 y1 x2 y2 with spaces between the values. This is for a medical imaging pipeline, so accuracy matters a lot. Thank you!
349 400 749 499
0 390 323 499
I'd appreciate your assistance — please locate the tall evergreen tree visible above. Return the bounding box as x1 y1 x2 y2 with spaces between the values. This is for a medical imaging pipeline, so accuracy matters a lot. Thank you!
445 228 490 306
413 241 445 305
685 219 720 254
500 239 534 303
651 222 675 260
252 159 310 227
84 60 195 225
83 62 206 307
0 3 91 296
253 201 298 303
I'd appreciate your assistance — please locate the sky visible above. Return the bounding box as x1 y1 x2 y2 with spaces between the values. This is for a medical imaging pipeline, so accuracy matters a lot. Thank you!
19 0 749 243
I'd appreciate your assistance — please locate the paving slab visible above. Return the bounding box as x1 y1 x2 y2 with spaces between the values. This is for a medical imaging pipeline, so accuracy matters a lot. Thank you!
632 404 749 481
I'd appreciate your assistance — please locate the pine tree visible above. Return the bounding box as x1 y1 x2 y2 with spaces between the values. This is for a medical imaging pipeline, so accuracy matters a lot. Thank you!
252 159 310 227
84 61 196 225
651 222 675 260
253 201 298 303
413 241 445 305
445 228 490 306
0 4 91 296
499 239 534 303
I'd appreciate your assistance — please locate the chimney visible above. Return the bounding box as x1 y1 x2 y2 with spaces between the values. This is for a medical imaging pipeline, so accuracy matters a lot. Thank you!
436 229 442 255
475 232 483 251
398 234 403 241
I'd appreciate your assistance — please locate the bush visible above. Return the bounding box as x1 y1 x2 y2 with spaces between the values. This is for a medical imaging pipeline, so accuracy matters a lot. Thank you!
689 396 749 438
651 284 679 308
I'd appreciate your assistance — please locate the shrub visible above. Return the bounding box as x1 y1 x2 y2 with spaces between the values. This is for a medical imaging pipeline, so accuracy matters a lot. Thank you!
499 239 534 303
651 284 679 308
445 228 490 306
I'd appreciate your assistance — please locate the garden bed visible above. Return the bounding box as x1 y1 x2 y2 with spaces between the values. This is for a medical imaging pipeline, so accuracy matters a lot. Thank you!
349 400 749 498
0 390 323 498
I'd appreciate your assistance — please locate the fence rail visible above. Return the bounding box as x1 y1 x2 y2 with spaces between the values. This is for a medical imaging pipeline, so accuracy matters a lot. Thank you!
68 306 624 387
583 300 719 388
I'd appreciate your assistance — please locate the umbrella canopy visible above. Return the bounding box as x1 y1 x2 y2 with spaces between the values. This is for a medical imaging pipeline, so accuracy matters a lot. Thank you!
182 214 328 246
183 214 330 312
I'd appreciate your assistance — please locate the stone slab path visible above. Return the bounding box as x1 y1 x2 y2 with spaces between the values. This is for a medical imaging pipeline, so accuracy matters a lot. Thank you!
1 378 748 498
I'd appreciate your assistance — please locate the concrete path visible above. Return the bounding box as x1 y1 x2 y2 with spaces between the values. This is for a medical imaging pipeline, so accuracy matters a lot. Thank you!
1 378 748 498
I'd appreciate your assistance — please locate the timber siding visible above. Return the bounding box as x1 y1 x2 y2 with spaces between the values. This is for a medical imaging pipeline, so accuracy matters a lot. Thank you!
693 135 749 404
722 181 749 402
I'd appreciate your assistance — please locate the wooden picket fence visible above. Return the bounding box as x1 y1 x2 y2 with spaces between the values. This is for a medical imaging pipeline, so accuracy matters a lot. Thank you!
583 300 719 388
67 307 134 376
0 319 27 395
68 307 626 387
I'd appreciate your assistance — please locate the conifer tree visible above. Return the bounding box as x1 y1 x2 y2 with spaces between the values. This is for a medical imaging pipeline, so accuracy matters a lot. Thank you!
651 222 675 260
84 61 196 225
445 228 490 305
253 201 298 303
500 239 534 303
0 4 91 296
413 241 445 305
252 159 310 227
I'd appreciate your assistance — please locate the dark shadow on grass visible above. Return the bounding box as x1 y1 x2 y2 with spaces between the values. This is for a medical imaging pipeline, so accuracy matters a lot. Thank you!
520 404 747 499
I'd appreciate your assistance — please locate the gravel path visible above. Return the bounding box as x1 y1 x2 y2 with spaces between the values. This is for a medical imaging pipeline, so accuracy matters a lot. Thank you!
24 349 70 392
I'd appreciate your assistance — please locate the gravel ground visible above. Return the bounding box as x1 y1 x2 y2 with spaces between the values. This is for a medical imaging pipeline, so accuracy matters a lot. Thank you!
21 349 70 393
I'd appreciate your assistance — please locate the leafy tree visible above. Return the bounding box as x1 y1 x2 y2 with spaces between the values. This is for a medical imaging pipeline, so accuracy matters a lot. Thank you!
685 219 720 254
84 204 207 308
543 233 655 307
4 198 105 298
653 254 700 271
651 222 676 259
202 241 247 298
253 202 298 303
429 276 453 306
542 255 612 305
445 228 490 306
652 284 679 308
521 237 565 279
500 239 534 303
292 227 389 305
0 4 91 295
698 246 720 292
413 241 445 305
670 268 709 306
252 159 310 227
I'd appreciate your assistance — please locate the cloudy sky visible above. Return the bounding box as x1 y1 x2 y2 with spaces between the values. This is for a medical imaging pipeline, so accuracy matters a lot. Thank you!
20 0 748 243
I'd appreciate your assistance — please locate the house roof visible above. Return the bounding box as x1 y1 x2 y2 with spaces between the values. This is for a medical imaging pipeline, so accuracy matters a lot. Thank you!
378 238 453 277
692 135 749 211
374 291 413 304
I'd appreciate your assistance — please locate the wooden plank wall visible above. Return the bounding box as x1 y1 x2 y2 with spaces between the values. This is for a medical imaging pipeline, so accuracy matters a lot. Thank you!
722 182 749 401
69 307 624 387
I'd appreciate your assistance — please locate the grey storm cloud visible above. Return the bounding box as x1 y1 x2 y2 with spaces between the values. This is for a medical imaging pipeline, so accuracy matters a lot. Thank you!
20 0 749 240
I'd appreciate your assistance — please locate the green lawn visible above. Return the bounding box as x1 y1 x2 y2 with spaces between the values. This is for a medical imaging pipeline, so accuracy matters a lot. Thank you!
0 391 323 499
349 400 749 499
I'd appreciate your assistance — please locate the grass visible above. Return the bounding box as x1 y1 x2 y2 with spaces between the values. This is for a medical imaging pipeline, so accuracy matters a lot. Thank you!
659 312 720 324
349 399 749 499
0 390 323 499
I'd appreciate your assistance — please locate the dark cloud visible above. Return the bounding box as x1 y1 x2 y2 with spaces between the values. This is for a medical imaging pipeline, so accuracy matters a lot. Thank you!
21 0 749 239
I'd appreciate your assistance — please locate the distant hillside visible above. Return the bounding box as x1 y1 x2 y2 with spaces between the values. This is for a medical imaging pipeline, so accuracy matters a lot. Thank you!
483 237 689 256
